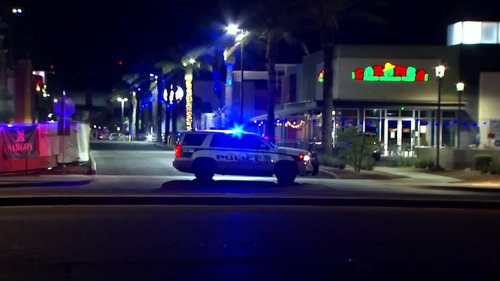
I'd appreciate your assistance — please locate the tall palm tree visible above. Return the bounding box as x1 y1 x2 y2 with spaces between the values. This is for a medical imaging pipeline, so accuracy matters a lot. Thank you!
247 0 308 142
121 73 152 140
304 0 383 155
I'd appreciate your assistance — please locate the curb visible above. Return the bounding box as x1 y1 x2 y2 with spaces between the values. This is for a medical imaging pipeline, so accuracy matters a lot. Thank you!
0 177 94 188
0 195 500 209
319 167 339 178
413 184 500 193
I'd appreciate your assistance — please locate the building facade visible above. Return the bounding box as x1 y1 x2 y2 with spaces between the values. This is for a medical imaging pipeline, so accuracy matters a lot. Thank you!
251 45 489 156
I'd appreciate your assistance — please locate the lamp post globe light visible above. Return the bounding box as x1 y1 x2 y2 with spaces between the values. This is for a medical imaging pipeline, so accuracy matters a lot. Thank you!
456 82 465 149
226 24 250 124
434 65 446 170
117 97 128 124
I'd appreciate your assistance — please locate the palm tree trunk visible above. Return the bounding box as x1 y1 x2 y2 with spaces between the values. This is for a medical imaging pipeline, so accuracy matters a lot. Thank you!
164 104 170 145
171 84 178 142
266 47 277 143
131 92 137 140
321 30 335 155
157 79 164 143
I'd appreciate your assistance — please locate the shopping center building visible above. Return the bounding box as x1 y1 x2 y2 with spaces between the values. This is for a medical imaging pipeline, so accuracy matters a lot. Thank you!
249 22 500 156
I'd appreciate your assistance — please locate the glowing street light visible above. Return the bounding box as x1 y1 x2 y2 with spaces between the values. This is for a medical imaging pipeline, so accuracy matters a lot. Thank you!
226 24 250 124
434 65 446 170
456 82 465 149
53 98 58 103
226 24 240 35
116 97 129 123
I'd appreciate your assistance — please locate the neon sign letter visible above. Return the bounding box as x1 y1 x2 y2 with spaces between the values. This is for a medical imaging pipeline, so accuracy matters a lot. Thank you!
352 62 429 82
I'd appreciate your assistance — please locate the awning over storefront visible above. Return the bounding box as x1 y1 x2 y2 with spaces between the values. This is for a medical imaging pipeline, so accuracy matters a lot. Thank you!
250 100 320 121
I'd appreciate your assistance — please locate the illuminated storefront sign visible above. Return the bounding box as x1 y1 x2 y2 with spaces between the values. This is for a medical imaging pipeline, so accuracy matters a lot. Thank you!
352 62 429 82
317 70 325 83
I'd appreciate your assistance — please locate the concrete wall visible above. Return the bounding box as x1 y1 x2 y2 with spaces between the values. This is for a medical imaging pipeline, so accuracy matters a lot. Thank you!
478 72 500 147
416 147 500 170
300 45 460 104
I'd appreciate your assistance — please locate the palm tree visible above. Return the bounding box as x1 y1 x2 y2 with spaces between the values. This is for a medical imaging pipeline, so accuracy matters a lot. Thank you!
182 42 233 128
247 0 308 142
304 0 383 155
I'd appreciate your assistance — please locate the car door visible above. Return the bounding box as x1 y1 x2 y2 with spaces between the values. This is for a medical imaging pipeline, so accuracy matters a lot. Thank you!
209 133 271 176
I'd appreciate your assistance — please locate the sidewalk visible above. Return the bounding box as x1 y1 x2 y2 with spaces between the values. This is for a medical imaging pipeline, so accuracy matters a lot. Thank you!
375 166 500 191
0 175 93 188
374 167 462 184
320 165 406 180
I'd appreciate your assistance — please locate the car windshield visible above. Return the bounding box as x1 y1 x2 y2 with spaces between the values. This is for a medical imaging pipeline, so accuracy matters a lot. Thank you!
1 0 500 279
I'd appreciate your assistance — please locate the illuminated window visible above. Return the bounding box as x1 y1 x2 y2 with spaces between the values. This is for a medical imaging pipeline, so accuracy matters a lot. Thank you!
448 22 463 45
482 22 498 44
448 21 500 45
463 21 482 44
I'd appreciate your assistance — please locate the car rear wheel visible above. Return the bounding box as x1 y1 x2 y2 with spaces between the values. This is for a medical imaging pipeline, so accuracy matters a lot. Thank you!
193 158 215 182
274 161 297 185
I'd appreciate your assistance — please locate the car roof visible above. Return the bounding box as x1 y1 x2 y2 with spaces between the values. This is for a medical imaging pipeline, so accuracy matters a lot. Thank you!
185 130 261 136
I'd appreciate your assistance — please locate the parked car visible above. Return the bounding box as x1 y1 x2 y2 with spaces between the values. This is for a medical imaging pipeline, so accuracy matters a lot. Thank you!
109 133 126 141
173 130 319 183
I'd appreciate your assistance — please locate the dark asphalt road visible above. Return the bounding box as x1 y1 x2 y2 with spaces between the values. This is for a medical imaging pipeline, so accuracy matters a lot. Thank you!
1 204 499 281
90 141 186 176
0 140 485 201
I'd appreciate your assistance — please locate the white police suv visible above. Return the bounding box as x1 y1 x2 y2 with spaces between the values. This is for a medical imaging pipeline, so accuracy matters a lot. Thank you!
173 130 319 184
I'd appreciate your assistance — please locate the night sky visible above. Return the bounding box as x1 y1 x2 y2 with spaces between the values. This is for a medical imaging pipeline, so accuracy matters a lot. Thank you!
3 0 500 91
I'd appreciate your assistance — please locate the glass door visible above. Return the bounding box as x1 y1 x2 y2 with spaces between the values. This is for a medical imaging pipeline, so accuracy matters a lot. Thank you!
384 119 415 156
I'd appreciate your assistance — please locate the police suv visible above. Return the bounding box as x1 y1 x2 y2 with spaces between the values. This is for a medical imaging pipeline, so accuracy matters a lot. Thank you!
173 130 319 184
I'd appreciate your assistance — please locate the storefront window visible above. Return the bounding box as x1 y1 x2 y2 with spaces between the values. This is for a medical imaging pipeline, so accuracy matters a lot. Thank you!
443 111 456 118
387 110 399 117
365 109 379 118
420 110 435 118
442 120 456 147
365 119 379 134
419 119 434 146
401 110 414 118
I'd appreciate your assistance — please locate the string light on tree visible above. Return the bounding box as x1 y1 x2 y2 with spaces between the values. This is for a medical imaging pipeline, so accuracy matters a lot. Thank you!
185 72 194 131
285 120 306 129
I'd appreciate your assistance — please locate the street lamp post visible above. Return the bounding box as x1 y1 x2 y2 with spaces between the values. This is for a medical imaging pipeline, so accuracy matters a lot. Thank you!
117 97 128 124
240 42 244 124
456 82 465 149
226 24 250 124
434 65 446 170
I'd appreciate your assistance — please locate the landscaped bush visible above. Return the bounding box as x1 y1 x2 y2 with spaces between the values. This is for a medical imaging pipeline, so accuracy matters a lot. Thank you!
317 154 346 169
474 155 493 174
362 158 375 171
402 157 417 167
489 163 500 175
415 158 434 169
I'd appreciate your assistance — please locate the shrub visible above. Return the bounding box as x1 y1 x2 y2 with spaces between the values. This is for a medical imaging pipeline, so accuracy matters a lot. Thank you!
362 158 375 171
489 163 500 175
402 158 417 167
317 154 346 169
474 155 493 174
416 158 434 169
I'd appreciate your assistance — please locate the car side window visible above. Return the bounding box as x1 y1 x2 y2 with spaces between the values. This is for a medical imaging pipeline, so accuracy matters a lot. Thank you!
210 134 269 150
210 134 238 148
241 135 269 150
182 134 207 146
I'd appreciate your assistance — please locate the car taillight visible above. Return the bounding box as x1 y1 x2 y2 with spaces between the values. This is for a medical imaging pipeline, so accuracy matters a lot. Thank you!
175 144 182 158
